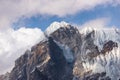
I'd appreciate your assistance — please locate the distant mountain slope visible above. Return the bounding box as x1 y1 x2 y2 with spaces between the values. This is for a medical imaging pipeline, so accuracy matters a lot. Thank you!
2 21 120 80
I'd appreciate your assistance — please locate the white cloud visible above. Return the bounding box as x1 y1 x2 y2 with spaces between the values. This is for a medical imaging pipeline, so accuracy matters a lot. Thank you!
0 0 120 29
77 18 112 36
0 27 46 74
79 18 110 28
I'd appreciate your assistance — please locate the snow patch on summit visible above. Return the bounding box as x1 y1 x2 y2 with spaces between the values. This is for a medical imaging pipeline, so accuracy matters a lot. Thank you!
45 21 69 36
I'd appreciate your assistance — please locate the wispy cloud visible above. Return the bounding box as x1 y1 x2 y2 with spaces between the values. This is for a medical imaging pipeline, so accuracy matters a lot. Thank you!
79 18 110 28
0 0 120 29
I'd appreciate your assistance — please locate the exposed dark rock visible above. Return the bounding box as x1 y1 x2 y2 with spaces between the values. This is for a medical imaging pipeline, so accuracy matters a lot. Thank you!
50 26 82 55
9 28 75 80
48 37 66 64
101 40 118 54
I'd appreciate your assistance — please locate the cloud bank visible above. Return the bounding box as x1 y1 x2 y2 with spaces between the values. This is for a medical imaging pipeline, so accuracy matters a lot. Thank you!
0 27 46 74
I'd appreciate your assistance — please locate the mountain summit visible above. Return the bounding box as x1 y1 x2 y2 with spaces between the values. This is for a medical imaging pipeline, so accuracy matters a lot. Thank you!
1 21 120 80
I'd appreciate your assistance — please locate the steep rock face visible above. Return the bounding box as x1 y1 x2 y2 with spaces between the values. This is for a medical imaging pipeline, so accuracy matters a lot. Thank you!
9 50 31 80
2 22 120 80
9 35 74 80
50 25 82 55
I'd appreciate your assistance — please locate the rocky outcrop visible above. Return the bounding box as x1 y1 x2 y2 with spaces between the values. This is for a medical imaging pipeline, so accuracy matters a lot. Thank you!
101 40 118 54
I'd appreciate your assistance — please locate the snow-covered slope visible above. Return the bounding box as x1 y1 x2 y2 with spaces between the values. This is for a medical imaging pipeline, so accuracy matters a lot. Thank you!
79 27 120 80
80 27 120 51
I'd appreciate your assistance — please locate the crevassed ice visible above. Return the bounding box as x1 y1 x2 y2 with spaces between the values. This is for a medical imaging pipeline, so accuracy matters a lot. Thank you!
45 21 69 36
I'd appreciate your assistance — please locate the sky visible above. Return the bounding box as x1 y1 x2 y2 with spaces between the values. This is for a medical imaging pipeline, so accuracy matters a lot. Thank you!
0 0 120 74
14 4 120 30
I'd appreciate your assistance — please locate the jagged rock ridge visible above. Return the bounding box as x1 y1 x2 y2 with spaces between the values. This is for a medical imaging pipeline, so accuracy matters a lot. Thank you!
1 22 120 80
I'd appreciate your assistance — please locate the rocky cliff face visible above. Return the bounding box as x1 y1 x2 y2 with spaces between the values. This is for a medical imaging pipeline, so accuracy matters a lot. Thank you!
2 22 120 80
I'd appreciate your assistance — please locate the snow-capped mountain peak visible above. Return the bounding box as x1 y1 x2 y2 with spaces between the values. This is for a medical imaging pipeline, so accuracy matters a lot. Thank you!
45 21 69 36
3 22 120 80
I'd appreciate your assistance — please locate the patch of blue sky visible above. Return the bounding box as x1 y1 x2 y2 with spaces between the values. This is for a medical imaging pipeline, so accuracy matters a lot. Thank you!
13 5 120 31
